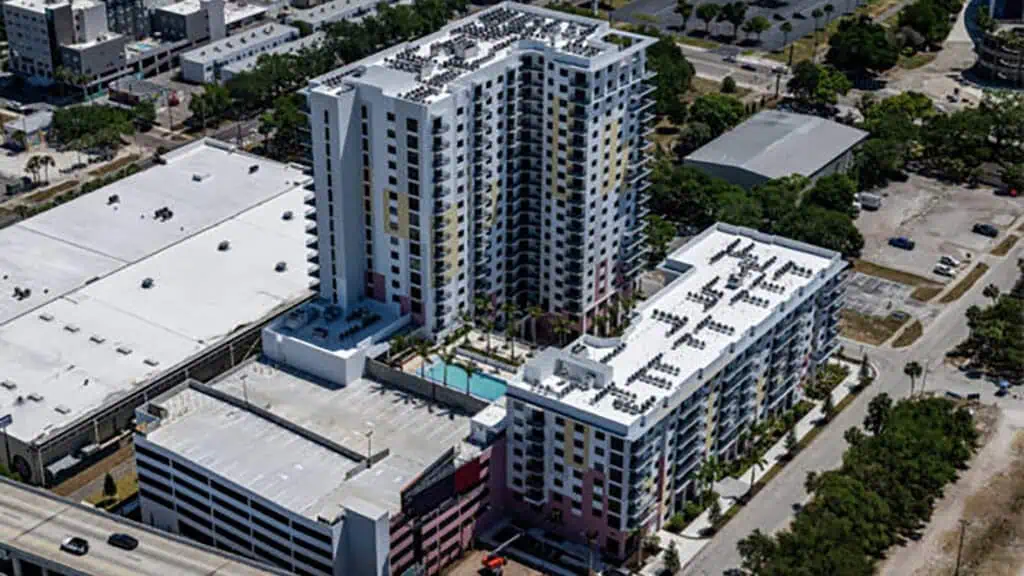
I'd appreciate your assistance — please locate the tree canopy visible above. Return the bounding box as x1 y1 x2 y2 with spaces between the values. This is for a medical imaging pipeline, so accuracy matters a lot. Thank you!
825 16 899 76
50 105 134 151
738 397 977 575
787 61 852 110
688 93 746 136
645 30 695 124
952 268 1024 381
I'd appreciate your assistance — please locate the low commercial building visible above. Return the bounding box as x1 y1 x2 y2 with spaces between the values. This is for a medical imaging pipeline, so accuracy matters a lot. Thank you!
0 139 314 487
504 223 847 559
108 76 171 106
219 32 324 83
286 0 401 30
684 110 868 189
181 23 299 83
134 359 505 576
3 110 52 149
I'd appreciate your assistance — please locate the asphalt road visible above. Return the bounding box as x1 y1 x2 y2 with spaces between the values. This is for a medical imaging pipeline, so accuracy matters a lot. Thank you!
0 479 280 575
677 44 780 89
682 235 1024 575
613 0 862 52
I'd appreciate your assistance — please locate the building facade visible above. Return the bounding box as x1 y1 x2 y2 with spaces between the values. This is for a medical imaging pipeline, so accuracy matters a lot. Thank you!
305 4 656 339
502 223 848 559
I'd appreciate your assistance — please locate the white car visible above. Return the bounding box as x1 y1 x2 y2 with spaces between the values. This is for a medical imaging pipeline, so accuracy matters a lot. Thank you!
934 264 956 277
939 255 961 268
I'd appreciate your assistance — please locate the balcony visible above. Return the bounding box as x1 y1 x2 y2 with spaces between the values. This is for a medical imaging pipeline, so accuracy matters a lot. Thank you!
524 488 546 504
305 237 318 249
525 458 544 473
433 153 451 168
304 191 316 207
432 121 450 134
566 234 584 247
305 222 317 235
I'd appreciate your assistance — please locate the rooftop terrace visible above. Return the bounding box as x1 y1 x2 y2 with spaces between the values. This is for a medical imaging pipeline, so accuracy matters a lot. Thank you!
509 224 845 430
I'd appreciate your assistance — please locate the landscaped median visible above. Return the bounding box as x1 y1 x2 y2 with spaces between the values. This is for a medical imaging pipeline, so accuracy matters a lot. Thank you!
939 262 989 304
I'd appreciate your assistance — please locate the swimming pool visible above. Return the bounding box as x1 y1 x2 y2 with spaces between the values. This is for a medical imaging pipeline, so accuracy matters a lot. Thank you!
426 361 508 401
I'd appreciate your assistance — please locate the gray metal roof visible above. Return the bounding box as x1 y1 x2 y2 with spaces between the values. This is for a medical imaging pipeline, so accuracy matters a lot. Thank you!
685 110 869 181
4 111 52 134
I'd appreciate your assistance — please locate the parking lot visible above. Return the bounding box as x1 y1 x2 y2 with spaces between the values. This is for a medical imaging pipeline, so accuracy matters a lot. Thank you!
856 174 1021 282
612 0 858 52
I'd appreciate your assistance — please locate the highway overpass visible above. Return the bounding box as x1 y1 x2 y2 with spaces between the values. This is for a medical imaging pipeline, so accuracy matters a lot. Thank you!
0 478 287 576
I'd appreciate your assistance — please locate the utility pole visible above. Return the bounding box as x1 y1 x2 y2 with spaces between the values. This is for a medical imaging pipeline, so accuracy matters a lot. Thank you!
954 519 970 576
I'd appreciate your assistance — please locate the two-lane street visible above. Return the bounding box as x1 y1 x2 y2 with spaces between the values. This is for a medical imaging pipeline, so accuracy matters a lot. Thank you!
683 243 1024 574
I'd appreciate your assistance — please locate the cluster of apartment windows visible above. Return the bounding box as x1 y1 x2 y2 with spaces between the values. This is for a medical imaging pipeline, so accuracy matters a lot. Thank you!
135 443 335 576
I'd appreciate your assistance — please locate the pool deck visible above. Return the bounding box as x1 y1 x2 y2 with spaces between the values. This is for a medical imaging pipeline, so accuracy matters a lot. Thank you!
425 359 508 401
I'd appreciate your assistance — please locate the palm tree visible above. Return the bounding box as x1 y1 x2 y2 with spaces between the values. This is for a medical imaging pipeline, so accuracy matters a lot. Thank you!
822 3 835 43
390 334 407 365
983 283 1001 303
903 360 923 396
811 8 824 59
594 313 607 337
439 349 458 388
414 339 433 378
483 318 495 354
747 454 769 498
505 319 519 362
553 315 573 347
822 391 835 422
40 155 55 183
527 305 544 343
75 74 91 102
462 361 481 396
695 456 721 501
780 19 793 48
24 155 40 185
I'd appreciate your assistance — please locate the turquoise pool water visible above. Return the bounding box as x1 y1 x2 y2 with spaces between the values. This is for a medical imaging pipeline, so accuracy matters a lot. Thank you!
426 361 508 401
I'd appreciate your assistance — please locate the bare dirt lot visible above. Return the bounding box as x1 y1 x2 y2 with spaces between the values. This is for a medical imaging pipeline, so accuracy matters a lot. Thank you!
447 550 546 576
879 403 1024 576
857 174 1021 282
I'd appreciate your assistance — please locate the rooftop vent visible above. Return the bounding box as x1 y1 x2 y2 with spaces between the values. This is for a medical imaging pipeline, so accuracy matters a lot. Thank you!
218 240 231 251
27 393 43 402
192 172 210 182
154 206 174 221
249 164 260 174
282 210 293 220
275 261 287 272
89 334 106 344
38 313 54 322
12 287 31 300
54 405 71 415
64 324 80 333
0 380 16 391
107 194 120 204
141 277 154 289
144 358 160 367
116 346 133 355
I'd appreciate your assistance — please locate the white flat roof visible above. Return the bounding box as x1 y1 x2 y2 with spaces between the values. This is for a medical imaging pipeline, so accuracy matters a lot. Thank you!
157 0 266 24
0 140 313 445
144 361 478 521
182 24 298 65
222 32 325 75
311 3 654 104
507 223 845 429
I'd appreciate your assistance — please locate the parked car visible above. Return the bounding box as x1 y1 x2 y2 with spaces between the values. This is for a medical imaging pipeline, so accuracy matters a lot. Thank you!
996 187 1019 197
934 264 956 277
61 536 89 556
973 223 999 237
107 533 139 551
858 192 882 210
939 255 961 267
741 63 757 71
888 236 915 250
723 55 738 63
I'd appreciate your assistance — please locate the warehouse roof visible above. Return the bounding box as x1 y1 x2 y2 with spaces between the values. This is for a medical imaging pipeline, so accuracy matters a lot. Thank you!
182 24 298 65
0 140 313 445
685 110 868 181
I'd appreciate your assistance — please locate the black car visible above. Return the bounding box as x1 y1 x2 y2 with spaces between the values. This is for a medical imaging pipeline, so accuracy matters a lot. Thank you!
61 536 89 556
973 223 999 237
888 236 915 250
108 533 139 551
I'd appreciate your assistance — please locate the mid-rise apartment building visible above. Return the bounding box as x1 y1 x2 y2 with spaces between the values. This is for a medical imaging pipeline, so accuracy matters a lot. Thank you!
503 223 848 559
305 3 656 337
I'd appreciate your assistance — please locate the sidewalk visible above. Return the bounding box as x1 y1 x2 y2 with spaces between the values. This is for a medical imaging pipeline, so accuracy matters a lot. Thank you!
641 359 864 573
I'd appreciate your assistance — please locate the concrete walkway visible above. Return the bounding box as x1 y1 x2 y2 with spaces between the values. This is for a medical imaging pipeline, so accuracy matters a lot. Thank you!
641 359 864 574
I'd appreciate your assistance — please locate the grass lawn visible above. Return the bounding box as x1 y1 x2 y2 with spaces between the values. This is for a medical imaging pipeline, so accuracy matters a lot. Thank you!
898 52 937 70
939 263 989 303
840 309 910 345
676 34 724 50
911 285 944 302
892 320 923 348
991 234 1020 256
89 153 140 177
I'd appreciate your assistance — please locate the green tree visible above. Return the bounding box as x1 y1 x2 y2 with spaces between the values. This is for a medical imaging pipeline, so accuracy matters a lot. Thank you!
899 0 953 48
785 425 799 456
721 75 738 93
462 361 480 395
103 472 117 498
10 129 26 151
707 496 722 528
718 1 749 41
132 100 157 131
688 92 745 136
414 339 433 378
787 61 852 109
646 33 694 124
778 204 864 257
826 16 899 77
715 188 764 228
675 0 694 28
439 349 457 387
864 393 892 434
259 94 306 161
742 15 772 42
750 175 806 232
696 3 721 34
645 214 676 265
983 283 1000 303
1001 163 1024 193
24 155 40 184
780 20 793 50
39 154 54 183
821 390 835 422
747 453 769 497
677 121 714 155
903 361 923 395
806 174 859 216
664 540 682 574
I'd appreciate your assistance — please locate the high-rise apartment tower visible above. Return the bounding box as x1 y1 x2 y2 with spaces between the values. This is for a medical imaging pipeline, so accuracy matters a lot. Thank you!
305 3 656 336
